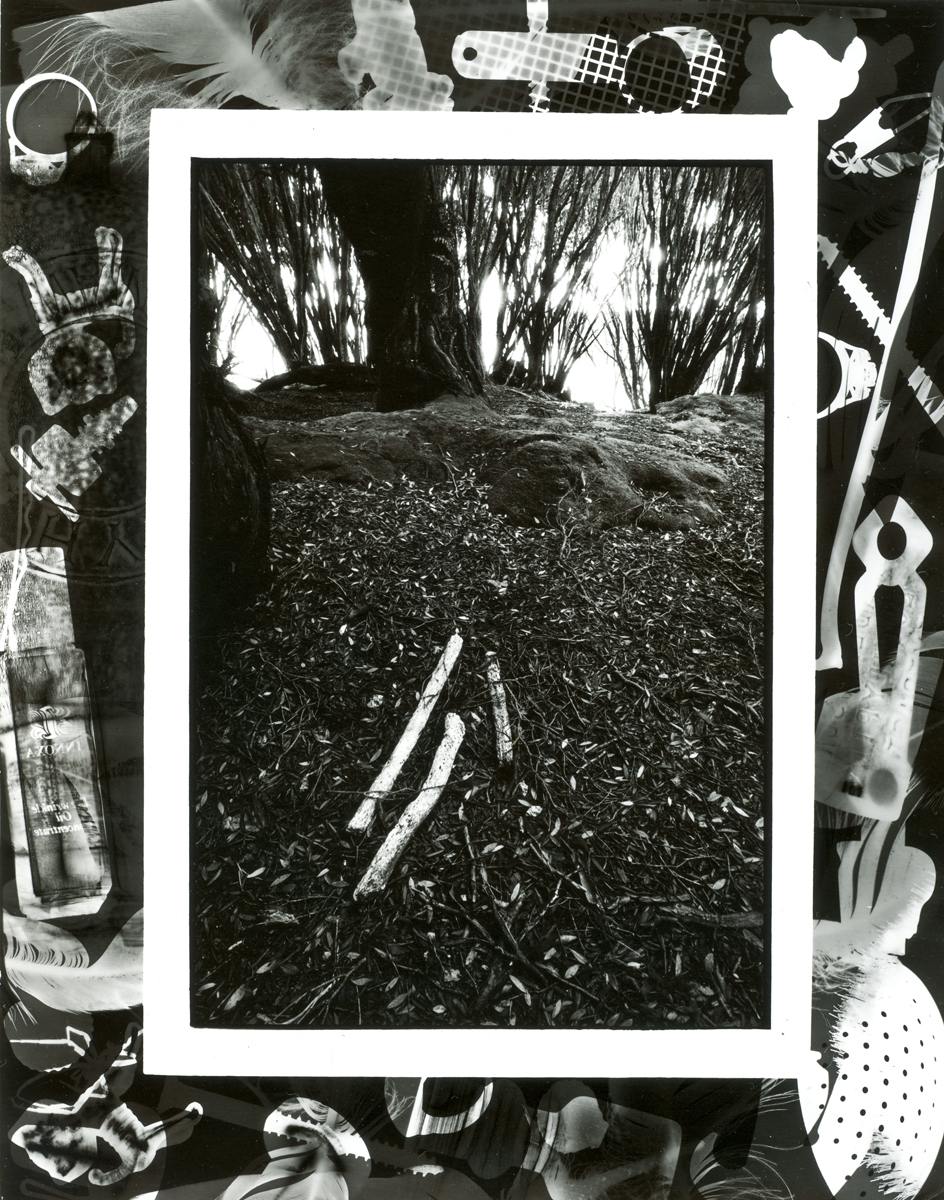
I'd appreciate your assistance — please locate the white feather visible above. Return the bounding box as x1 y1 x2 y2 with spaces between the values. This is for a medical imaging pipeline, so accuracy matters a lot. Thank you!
72 0 304 109
4 909 143 1013
14 0 358 164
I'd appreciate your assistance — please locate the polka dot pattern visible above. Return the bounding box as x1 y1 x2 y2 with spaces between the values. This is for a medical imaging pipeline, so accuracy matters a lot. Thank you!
808 958 944 1198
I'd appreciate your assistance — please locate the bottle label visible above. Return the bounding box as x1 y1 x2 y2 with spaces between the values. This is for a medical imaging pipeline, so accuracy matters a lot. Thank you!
2 647 111 915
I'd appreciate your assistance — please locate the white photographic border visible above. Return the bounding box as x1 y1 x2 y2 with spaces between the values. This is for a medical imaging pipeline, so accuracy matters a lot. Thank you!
146 110 817 1080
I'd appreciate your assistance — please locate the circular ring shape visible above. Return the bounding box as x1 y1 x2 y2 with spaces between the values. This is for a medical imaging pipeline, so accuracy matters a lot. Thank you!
7 72 97 162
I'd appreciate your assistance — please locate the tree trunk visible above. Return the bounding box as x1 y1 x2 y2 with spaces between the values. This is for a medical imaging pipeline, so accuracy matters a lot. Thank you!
736 312 766 393
736 357 766 395
192 282 270 645
294 164 309 366
718 324 747 394
648 359 663 413
192 364 271 635
316 162 485 410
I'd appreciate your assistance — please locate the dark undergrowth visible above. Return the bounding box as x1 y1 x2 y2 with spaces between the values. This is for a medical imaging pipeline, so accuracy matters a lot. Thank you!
193 422 765 1030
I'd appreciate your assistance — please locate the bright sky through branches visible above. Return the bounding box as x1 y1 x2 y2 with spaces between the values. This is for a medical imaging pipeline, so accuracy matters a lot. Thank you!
215 163 759 408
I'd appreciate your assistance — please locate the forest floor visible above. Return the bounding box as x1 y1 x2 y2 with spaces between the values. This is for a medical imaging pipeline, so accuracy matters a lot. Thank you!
192 385 767 1030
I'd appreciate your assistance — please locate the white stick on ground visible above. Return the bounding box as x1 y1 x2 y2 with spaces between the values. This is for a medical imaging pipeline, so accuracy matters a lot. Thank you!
347 632 463 833
353 712 466 899
485 650 513 765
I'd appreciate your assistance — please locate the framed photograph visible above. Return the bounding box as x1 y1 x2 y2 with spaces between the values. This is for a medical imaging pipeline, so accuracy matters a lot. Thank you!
1 7 942 1200
144 110 814 1080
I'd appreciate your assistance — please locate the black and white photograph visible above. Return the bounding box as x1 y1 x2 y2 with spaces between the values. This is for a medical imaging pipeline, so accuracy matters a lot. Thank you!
6 0 944 1191
187 152 772 1031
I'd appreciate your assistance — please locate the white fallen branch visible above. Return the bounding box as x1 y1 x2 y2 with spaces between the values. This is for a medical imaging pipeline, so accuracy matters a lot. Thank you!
354 713 466 900
485 650 513 765
348 632 463 833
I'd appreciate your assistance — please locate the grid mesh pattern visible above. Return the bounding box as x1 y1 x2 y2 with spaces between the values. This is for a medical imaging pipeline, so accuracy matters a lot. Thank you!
597 10 747 112
545 30 631 115
349 4 455 110
455 10 748 114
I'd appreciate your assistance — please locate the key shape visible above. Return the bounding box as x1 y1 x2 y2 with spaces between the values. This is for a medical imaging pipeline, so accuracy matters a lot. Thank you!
453 29 599 85
453 8 725 110
454 0 614 108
